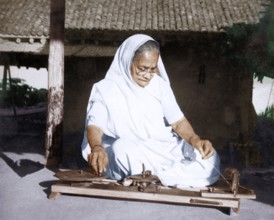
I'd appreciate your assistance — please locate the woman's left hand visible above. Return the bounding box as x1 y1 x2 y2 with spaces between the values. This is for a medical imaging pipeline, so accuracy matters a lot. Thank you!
193 140 215 159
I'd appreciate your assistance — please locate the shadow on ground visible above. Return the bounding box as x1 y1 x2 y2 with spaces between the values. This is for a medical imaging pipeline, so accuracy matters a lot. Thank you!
0 152 44 177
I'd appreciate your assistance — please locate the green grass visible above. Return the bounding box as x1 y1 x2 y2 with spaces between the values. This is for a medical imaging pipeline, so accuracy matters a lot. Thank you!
259 105 274 121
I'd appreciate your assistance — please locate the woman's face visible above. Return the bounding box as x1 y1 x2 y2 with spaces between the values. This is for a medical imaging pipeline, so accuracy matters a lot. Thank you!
130 50 159 87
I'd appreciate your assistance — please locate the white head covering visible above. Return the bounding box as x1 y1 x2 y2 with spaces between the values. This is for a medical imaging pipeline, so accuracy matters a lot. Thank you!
105 34 170 88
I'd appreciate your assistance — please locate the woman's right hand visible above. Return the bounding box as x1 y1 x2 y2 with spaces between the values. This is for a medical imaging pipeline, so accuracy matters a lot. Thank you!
88 145 109 176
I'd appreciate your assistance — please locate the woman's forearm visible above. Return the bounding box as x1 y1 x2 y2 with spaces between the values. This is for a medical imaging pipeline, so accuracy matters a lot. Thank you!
171 117 215 159
171 117 200 145
86 125 104 150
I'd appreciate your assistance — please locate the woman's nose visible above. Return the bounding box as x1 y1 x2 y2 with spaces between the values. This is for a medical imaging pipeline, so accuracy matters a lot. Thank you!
143 72 152 79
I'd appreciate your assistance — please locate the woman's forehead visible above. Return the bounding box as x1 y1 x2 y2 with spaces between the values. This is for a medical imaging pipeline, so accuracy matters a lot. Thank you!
133 50 159 65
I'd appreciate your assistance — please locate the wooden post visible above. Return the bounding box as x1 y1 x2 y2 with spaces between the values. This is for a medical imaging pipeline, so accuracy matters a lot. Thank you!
1 64 8 106
45 0 65 167
2 64 7 93
6 65 17 118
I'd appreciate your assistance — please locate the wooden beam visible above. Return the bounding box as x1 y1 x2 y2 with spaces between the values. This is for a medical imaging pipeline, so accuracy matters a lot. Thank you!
50 182 240 211
45 0 65 167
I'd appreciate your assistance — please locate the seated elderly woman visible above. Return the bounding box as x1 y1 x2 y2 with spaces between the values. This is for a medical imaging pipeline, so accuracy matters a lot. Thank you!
81 34 220 187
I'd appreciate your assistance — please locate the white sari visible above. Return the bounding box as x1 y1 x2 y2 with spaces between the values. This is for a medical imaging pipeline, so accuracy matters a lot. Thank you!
81 34 220 187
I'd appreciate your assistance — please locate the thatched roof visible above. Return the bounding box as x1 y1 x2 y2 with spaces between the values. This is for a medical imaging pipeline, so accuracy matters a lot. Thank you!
0 0 271 55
